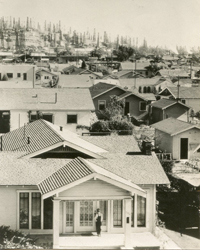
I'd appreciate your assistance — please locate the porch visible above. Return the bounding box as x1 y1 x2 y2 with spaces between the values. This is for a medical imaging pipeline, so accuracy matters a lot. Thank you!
59 232 161 249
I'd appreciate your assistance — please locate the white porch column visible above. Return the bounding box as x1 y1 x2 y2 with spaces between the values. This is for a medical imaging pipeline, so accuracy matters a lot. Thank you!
124 198 132 249
53 199 61 249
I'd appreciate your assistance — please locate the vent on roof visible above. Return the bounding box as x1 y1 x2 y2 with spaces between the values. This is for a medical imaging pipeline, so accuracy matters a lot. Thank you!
32 94 37 98
60 126 63 131
27 136 31 144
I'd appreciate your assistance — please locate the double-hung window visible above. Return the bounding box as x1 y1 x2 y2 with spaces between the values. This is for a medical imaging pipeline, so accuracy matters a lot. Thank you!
18 191 53 230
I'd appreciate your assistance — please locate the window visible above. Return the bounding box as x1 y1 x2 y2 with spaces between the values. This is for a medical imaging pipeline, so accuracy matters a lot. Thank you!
19 191 53 230
23 73 27 80
181 99 186 104
67 114 77 124
137 196 146 227
113 200 122 227
98 100 106 111
139 102 147 111
43 114 53 123
17 73 21 77
44 76 49 79
7 73 13 78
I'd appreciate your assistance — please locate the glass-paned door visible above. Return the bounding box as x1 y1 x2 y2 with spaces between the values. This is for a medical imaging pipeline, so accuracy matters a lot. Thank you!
66 201 74 233
79 201 94 231
113 200 123 227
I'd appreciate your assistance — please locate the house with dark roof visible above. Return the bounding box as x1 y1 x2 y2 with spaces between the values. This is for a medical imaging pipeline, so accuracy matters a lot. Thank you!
0 88 94 133
0 119 169 249
158 86 200 112
89 82 126 119
151 118 200 160
150 99 191 124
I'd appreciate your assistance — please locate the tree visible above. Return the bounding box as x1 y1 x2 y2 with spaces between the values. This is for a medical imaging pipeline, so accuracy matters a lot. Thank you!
101 95 125 120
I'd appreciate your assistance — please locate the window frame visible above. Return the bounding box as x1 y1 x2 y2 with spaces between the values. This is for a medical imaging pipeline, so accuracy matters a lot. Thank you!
17 190 43 230
17 73 21 78
98 100 106 111
139 101 147 111
7 73 13 78
67 114 78 124
181 99 186 104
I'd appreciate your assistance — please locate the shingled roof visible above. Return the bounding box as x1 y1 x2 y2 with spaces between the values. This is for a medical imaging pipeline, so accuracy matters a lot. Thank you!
151 117 200 136
0 88 94 110
160 86 200 99
38 157 146 198
1 119 107 158
150 99 191 109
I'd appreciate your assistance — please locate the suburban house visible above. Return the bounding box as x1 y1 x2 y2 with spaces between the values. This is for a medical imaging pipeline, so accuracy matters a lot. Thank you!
103 71 145 79
35 68 59 87
89 82 127 119
0 64 35 82
158 86 200 112
117 91 154 124
0 119 169 249
151 117 200 161
149 99 191 124
0 88 94 133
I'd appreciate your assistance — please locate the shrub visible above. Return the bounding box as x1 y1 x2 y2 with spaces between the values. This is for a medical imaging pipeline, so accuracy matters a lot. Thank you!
90 119 134 135
90 120 110 132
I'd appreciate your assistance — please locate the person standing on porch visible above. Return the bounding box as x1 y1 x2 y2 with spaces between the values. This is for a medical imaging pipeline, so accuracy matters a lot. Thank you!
95 208 103 236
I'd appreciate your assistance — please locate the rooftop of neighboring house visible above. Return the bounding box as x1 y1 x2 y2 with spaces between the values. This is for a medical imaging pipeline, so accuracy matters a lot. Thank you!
173 79 193 87
120 62 150 71
157 69 189 78
58 75 93 88
0 88 95 110
35 68 58 76
150 98 191 109
0 80 36 88
159 86 200 99
162 55 179 61
151 117 200 136
93 79 121 86
119 78 160 89
0 64 35 71
117 91 149 101
89 82 126 98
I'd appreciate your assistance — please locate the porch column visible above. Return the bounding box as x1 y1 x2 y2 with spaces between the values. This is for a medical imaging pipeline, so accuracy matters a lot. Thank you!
124 198 132 249
53 199 60 249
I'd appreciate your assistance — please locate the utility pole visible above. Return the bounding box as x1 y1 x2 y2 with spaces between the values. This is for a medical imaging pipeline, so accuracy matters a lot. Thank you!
134 54 137 89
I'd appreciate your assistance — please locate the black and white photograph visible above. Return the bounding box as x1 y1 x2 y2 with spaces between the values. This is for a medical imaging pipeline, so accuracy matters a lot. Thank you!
0 0 200 249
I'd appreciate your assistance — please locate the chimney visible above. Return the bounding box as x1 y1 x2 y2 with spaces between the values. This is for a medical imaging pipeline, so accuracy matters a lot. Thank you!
142 140 152 155
60 126 63 131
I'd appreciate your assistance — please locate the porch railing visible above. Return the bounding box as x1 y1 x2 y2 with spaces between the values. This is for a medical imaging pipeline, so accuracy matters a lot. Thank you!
156 153 172 161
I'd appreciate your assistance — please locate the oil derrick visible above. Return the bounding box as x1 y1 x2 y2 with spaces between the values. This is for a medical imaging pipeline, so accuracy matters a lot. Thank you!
0 29 4 48
19 29 25 49
15 28 19 51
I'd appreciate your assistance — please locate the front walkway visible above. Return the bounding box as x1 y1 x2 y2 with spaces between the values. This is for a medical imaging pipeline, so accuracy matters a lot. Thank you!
59 232 161 249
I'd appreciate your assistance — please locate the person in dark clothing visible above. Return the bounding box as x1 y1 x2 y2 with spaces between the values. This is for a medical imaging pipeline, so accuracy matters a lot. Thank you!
95 208 103 236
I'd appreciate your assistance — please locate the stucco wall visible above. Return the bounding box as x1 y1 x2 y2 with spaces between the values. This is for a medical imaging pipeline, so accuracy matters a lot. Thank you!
0 185 38 231
184 99 199 112
151 107 163 124
10 110 91 132
0 65 34 81
164 104 189 120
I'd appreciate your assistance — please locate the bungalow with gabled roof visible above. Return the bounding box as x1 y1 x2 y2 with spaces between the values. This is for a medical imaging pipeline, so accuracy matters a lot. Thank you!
0 119 169 249
151 118 200 161
158 86 200 112
150 98 191 124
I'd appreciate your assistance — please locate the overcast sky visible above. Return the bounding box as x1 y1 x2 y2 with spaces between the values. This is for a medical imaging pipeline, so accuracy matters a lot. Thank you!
1 0 200 52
